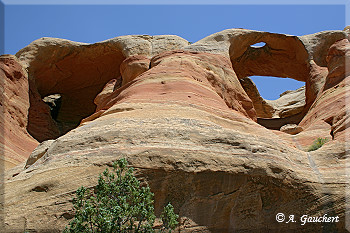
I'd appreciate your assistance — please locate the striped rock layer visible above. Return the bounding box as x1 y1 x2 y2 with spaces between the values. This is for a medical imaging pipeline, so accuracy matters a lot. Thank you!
1 28 349 232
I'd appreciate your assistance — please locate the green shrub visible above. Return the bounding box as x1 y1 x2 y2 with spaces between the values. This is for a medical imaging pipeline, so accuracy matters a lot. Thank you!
64 158 178 233
307 138 329 152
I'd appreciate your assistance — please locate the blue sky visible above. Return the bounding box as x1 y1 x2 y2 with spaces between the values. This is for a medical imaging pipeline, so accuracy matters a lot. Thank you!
0 1 348 100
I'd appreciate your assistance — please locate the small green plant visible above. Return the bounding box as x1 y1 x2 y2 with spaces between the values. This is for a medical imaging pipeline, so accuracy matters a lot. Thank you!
64 158 178 233
307 137 329 152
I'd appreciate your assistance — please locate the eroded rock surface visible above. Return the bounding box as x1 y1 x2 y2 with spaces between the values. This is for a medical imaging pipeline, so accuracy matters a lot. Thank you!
16 35 189 141
239 77 306 119
0 55 38 169
26 79 60 142
24 139 54 169
239 77 275 118
297 38 350 147
267 86 306 118
1 28 350 232
280 124 303 135
120 55 150 86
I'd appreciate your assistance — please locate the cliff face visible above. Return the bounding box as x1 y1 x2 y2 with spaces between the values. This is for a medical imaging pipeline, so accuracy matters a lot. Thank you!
0 55 38 169
1 28 349 232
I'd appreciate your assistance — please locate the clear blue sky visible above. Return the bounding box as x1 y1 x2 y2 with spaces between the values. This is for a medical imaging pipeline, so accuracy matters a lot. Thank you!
0 1 348 100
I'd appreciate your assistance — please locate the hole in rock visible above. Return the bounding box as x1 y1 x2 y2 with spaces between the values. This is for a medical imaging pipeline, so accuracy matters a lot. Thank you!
26 48 126 142
240 76 306 130
250 76 304 101
43 94 62 120
61 212 74 220
250 42 266 48
31 185 49 192
41 93 80 138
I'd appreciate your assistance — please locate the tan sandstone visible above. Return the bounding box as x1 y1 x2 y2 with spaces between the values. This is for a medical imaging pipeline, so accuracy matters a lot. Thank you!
1 28 349 232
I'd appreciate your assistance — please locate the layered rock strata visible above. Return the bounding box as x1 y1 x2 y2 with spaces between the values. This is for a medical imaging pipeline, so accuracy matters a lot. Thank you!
1 28 349 232
0 55 38 169
16 36 189 141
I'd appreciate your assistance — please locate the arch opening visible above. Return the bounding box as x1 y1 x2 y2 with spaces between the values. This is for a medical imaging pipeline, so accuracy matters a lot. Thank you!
250 76 304 101
25 46 126 142
250 42 266 48
229 32 312 130
239 76 306 130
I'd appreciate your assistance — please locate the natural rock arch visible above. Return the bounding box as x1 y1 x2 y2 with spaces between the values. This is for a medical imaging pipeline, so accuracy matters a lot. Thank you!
229 31 310 81
187 28 348 119
227 31 310 129
16 35 189 141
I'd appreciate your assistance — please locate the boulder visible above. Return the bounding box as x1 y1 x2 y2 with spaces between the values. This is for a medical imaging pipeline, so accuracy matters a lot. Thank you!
280 124 303 135
25 139 55 169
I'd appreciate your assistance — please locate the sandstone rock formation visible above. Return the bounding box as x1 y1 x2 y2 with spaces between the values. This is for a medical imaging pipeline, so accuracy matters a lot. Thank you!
190 29 348 114
0 55 38 169
296 38 350 148
239 77 275 118
267 86 306 118
280 124 303 135
93 78 121 108
1 28 349 232
15 35 189 141
27 87 60 142
120 55 150 86
24 139 54 169
239 77 306 119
